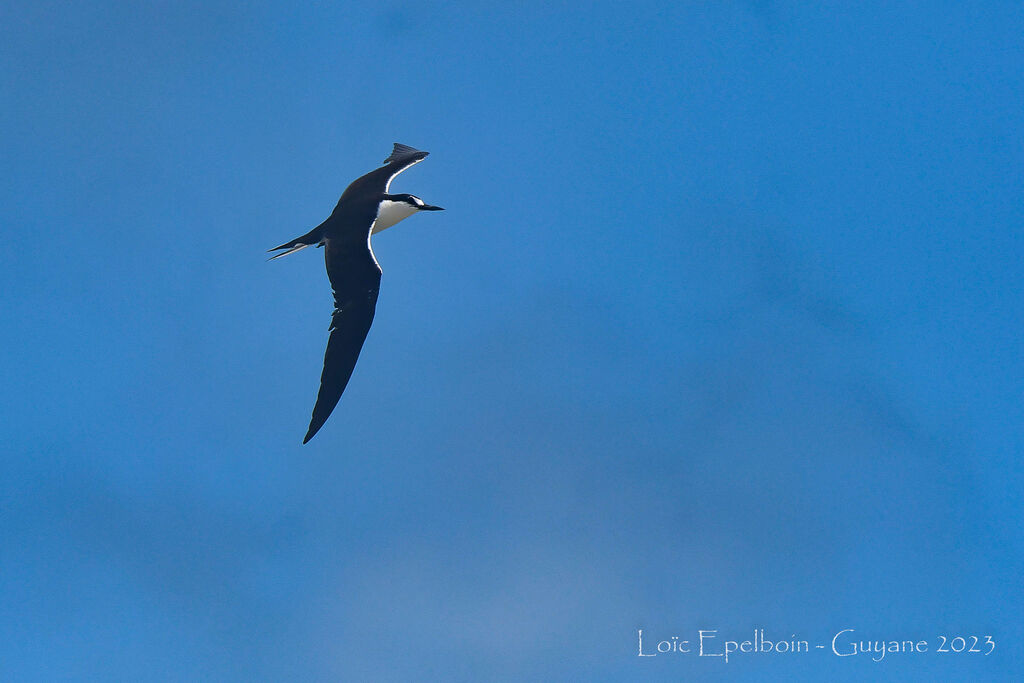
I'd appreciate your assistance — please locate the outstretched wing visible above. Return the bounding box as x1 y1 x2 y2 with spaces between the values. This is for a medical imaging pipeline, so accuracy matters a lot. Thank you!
303 237 382 443
338 143 430 201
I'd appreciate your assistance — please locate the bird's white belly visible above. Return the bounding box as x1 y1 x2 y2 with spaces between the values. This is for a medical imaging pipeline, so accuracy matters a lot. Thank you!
372 200 416 234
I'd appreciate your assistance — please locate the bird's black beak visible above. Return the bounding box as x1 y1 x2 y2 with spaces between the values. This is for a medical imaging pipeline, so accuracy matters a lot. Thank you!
419 204 444 211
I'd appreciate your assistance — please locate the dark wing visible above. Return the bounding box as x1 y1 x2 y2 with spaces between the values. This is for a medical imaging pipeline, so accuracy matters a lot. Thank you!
338 143 429 201
302 237 383 443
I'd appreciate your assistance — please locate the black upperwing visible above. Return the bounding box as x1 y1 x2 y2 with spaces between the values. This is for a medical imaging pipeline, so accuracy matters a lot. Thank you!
302 235 383 443
336 143 430 203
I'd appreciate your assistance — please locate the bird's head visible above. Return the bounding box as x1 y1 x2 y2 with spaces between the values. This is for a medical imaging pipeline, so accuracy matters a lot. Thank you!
400 194 444 212
373 194 444 234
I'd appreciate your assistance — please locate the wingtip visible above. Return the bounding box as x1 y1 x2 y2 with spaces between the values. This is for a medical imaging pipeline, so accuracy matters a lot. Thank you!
383 142 428 164
302 424 319 444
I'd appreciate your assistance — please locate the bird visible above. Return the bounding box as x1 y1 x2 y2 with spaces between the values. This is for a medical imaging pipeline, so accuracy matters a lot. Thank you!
269 143 444 443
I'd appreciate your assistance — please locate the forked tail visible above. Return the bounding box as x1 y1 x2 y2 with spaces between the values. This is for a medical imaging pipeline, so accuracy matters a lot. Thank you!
267 221 327 260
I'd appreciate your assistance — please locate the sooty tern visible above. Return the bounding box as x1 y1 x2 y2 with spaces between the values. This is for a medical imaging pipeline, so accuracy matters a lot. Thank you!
269 143 443 443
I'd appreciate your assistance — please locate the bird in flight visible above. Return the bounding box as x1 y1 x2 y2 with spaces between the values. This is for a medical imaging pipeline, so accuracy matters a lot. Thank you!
269 143 444 443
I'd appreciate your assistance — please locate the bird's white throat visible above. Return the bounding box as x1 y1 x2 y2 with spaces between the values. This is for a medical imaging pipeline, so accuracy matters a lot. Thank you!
372 200 418 234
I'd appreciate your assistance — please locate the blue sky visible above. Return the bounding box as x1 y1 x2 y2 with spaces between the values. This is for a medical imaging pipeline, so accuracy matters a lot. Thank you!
2 1 1021 680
